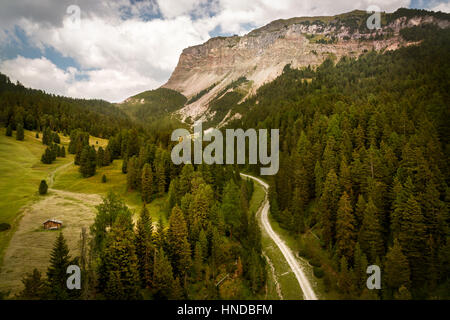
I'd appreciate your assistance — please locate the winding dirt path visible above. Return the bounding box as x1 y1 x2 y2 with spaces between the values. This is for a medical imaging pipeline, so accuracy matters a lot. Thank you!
241 173 318 300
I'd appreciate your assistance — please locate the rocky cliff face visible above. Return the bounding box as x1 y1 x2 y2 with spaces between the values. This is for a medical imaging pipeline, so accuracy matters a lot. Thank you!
161 9 450 126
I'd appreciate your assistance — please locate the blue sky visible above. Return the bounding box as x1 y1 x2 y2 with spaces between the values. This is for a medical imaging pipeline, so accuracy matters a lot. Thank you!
0 0 448 102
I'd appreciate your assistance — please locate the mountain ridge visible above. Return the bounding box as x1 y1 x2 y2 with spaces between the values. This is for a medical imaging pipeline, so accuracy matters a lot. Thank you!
124 8 450 127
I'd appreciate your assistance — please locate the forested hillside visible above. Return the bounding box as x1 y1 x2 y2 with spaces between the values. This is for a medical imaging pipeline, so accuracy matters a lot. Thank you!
0 75 134 138
229 27 450 299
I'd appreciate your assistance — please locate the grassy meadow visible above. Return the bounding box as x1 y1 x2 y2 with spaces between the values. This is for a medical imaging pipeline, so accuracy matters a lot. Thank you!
0 128 167 296
0 129 72 264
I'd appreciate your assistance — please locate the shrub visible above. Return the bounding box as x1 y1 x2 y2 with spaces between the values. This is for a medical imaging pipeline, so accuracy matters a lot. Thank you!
102 174 107 183
313 266 324 279
39 180 48 195
0 223 11 232
310 257 322 268
298 248 312 259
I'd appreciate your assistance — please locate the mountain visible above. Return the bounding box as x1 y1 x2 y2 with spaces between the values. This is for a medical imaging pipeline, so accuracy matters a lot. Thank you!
154 8 448 127
117 88 186 123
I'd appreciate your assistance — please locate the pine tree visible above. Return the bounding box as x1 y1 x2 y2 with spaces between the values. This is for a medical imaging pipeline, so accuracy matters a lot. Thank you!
135 205 154 288
167 206 190 276
189 183 214 236
167 178 179 210
141 163 154 203
82 146 97 177
155 162 166 195
18 269 45 299
336 191 356 261
355 194 366 228
98 213 140 300
126 156 140 190
46 233 72 299
122 157 128 174
91 191 133 252
16 123 24 141
59 145 66 157
153 248 175 299
193 241 203 280
384 239 411 291
395 285 412 300
353 242 368 293
6 123 12 136
221 180 242 239
39 180 48 195
41 147 53 164
358 197 384 262
319 169 340 245
42 127 52 146
97 147 105 167
103 148 111 166
398 195 428 286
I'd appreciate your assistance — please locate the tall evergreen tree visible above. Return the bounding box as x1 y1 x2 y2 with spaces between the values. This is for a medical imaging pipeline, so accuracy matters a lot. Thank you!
16 123 24 140
98 213 140 299
336 191 357 261
46 233 74 299
358 197 384 262
141 163 154 203
135 205 154 288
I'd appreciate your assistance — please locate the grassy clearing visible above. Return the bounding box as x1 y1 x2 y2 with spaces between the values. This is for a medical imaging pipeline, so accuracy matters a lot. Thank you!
52 158 168 224
0 189 102 296
0 130 167 296
0 129 72 264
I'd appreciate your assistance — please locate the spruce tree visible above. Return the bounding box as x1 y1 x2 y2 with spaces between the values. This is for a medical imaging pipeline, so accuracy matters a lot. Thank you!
141 163 154 203
16 123 24 141
18 269 45 299
336 191 356 261
39 180 48 195
319 169 340 246
221 180 242 240
168 206 190 276
155 162 166 195
384 239 411 292
358 197 384 262
126 156 140 190
59 145 66 157
135 205 154 288
103 148 111 166
398 195 427 286
98 213 140 300
97 147 105 167
6 123 12 136
153 248 175 299
46 233 72 299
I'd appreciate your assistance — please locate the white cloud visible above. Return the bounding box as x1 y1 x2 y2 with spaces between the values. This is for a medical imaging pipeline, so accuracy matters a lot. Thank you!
0 56 160 102
0 56 75 95
431 3 450 13
0 0 414 102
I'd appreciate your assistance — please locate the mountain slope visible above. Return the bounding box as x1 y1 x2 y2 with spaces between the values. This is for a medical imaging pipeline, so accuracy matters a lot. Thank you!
159 8 449 126
117 88 187 124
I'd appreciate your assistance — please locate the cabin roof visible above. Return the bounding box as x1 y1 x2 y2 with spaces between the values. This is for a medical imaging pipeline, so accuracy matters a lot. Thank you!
43 219 63 225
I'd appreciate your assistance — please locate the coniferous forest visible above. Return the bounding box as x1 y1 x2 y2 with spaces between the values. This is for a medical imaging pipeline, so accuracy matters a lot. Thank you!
0 15 449 301
229 26 450 299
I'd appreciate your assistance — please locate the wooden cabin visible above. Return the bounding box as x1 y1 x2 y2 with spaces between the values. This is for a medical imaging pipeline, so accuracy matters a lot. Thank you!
43 219 63 230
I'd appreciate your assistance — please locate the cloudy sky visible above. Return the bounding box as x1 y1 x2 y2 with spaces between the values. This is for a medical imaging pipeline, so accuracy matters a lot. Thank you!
0 0 448 102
